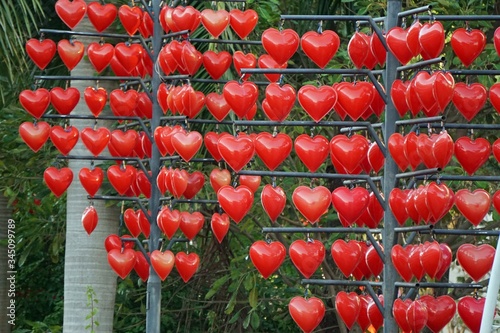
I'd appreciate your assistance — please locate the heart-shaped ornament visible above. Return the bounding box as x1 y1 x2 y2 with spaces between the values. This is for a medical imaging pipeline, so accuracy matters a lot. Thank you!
289 239 325 278
26 39 56 70
292 186 331 223
107 248 136 279
457 296 487 333
454 136 491 175
44 167 73 197
260 184 286 222
211 213 230 243
55 0 87 29
457 243 495 282
335 291 360 330
217 134 255 173
175 252 199 283
249 240 286 279
19 121 50 153
87 2 117 32
419 295 456 333
157 207 180 239
217 185 254 223
288 296 325 333
451 28 486 67
301 30 340 68
201 9 229 38
229 9 258 39
150 250 175 281
331 239 362 278
254 132 292 171
454 189 491 226
297 85 337 122
261 28 299 65
81 206 98 235
179 211 204 240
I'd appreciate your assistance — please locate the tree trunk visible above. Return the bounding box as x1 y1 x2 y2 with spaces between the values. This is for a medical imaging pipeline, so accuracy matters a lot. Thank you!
0 195 12 333
62 10 119 333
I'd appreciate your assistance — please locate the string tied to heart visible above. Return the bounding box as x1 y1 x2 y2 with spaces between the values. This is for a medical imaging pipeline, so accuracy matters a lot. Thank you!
271 176 277 188
401 17 407 29
317 20 323 34
428 9 435 23
304 285 310 299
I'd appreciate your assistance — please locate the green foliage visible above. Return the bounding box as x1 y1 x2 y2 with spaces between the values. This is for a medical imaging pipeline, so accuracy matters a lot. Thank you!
85 286 100 333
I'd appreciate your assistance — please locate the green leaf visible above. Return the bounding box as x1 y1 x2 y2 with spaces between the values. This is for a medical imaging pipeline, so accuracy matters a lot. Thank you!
243 273 255 291
243 313 251 329
249 287 258 308
225 290 238 314
205 274 230 299
228 309 241 324
250 311 260 329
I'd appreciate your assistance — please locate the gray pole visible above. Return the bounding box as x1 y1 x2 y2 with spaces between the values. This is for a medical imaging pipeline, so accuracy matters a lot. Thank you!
146 0 163 332
383 1 401 332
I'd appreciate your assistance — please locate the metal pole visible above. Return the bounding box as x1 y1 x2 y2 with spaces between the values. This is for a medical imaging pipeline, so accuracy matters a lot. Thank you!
480 236 500 333
146 1 163 332
383 1 401 332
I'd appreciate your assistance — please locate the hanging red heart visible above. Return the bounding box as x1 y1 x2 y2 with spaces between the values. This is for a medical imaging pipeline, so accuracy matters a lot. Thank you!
87 42 114 73
239 175 261 193
249 240 286 279
366 142 384 174
55 0 87 29
253 132 292 171
181 42 203 76
406 20 422 56
78 167 103 197
179 211 204 240
335 292 360 330
217 133 255 173
457 243 495 282
204 93 230 122
387 133 410 171
390 79 409 117
19 121 50 153
292 185 331 224
261 28 299 65
392 298 412 332
452 82 487 121
406 189 422 224
263 83 296 122
222 80 258 118
211 213 230 243
150 250 174 281
391 244 414 282
294 134 329 172
436 243 452 280
331 239 362 278
289 239 325 278
301 30 340 68
209 168 231 193
365 244 384 277
87 2 117 32
84 87 107 117
182 171 204 200
171 6 201 33
19 88 51 119
401 132 420 171
107 165 136 195
370 32 387 66
157 207 180 239
202 50 232 80
25 39 56 70
260 184 286 222
109 89 138 117
109 129 138 157
135 91 152 119
420 241 443 279
114 42 143 73
434 71 455 112
81 127 110 156
105 234 134 252
138 11 153 38
297 85 337 122
229 9 258 39
331 187 369 225
454 189 491 226
57 39 84 70
359 32 378 69
367 296 384 331
233 51 256 79
289 296 325 333
336 82 375 121
50 87 80 115
44 167 73 197
426 181 454 223
170 168 188 199
107 248 136 279
454 137 491 175
451 28 486 67
81 206 98 235
407 300 429 333
118 5 142 36
413 71 438 115
171 130 202 162
347 31 369 68
157 167 169 194
457 296 487 333
201 9 229 38
123 208 141 237
134 250 149 281
356 295 372 331
49 125 79 156
330 134 369 174
257 54 287 83
405 78 422 116
386 27 414 65
203 131 226 162
175 252 199 283
389 188 410 226
419 21 445 59
419 295 456 333
217 185 254 223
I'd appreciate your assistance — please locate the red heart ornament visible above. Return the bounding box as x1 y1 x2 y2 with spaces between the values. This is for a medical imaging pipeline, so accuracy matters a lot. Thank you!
297 85 337 122
201 9 229 38
264 83 296 122
205 92 231 122
292 186 331 223
209 168 231 193
452 82 487 121
175 252 199 283
356 295 372 331
57 39 84 70
261 28 299 66
229 9 258 39
114 43 143 73
331 239 362 278
367 295 385 331
107 165 136 195
289 296 325 333
408 244 426 281
118 5 142 36
203 131 226 162
335 291 361 330
182 171 204 200
134 251 150 281
123 208 141 238
50 87 80 115
179 211 204 240
157 207 180 239
43 167 73 197
336 82 375 121
388 133 410 171
331 187 369 225
49 125 79 156
294 134 329 172
78 167 103 197
81 206 98 235
386 27 414 65
406 300 429 333
171 6 201 33
367 141 385 174
222 81 258 118
232 51 256 78
403 132 421 171
180 42 203 76
257 54 288 83
19 121 50 153
107 248 136 279
104 234 134 252
19 88 51 119
202 50 232 80
211 213 230 243
454 189 491 226
359 32 378 69
217 185 254 223
419 295 456 333
254 132 292 171
370 32 387 66
289 239 325 278
25 39 56 70
391 79 410 117
87 2 117 32
110 89 138 117
419 21 445 59
420 241 443 279
330 134 369 174
347 31 369 68
249 240 286 279
365 244 384 278
109 129 138 157
87 42 114 73
454 137 491 175
393 298 412 332
170 168 188 199
301 30 340 68
426 181 455 222
436 243 453 280
171 130 202 162
457 243 495 282
391 244 414 282
457 296 487 333
81 127 110 156
217 134 255 173
150 250 175 281
451 28 486 67
389 188 410 226
260 185 286 222
84 87 107 117
240 175 261 191
55 0 87 29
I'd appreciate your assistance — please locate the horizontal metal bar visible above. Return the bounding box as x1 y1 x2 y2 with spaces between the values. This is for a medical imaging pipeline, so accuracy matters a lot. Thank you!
187 119 384 128
343 177 383 185
396 116 445 126
238 170 374 181
57 155 150 178
302 279 383 287
395 225 500 236
162 75 191 81
357 17 386 24
418 15 500 21
398 5 432 18
90 195 149 218
448 69 500 76
39 28 143 40
171 199 218 205
395 282 484 289
189 38 262 45
240 68 379 75
262 227 382 234
189 78 270 86
35 75 145 82
397 57 445 72
419 175 500 182
395 168 441 179
423 123 500 130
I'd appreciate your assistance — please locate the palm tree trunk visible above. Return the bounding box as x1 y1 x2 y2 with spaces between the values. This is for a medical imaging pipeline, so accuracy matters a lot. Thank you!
62 10 119 333
0 195 12 333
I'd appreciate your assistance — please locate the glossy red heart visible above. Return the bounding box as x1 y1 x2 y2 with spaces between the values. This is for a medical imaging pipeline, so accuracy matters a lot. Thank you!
170 130 202 162
19 121 50 153
388 133 409 171
133 250 149 281
386 27 414 65
107 165 136 195
451 28 486 67
301 30 340 68
50 87 80 115
253 132 292 171
365 244 384 278
408 244 425 281
391 244 413 282
335 291 360 330
114 43 143 73
402 132 420 171
169 168 188 199
104 234 134 252
367 295 384 331
171 6 201 33
330 134 369 174
80 127 110 156
260 185 286 223
238 173 261 190
179 211 204 240
83 87 107 117
109 89 138 117
217 134 255 173
417 132 453 169
370 32 387 66
81 206 98 235
289 239 324 278
405 78 422 116
49 125 79 156
452 82 487 121
249 240 285 279
222 81 258 118
292 185 331 224
420 241 443 279
261 28 299 65
205 93 231 122
457 296 487 333
57 39 84 70
419 295 456 333
200 9 229 38
107 248 136 279
392 298 412 332
86 42 114 73
331 239 362 278
229 9 258 39
289 296 325 333
358 191 383 228
435 243 452 281
175 252 199 283
407 300 428 333
406 20 422 56
78 167 103 198
390 79 409 117
411 184 431 224
156 167 170 194
454 189 491 226
109 129 138 157
182 171 204 200
180 42 202 76
149 250 174 281
157 207 180 239
55 0 86 29
434 71 455 112
118 5 142 36
336 82 374 121
426 181 454 223
211 213 230 243
263 83 296 122
25 38 56 70
233 51 256 78
366 142 384 174
297 85 337 122
454 137 491 175
217 185 254 223
331 187 369 225
293 134 329 172
419 21 445 59
347 31 369 68
356 295 371 331
123 208 141 237
257 54 287 83
44 167 73 197
209 168 231 193
457 243 495 282
202 50 232 80
389 188 410 226
19 88 51 119
412 71 439 115
87 2 117 32
359 32 378 69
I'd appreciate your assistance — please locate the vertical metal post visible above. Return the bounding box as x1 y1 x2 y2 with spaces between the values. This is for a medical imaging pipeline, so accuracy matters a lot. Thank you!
383 1 402 332
146 0 163 332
